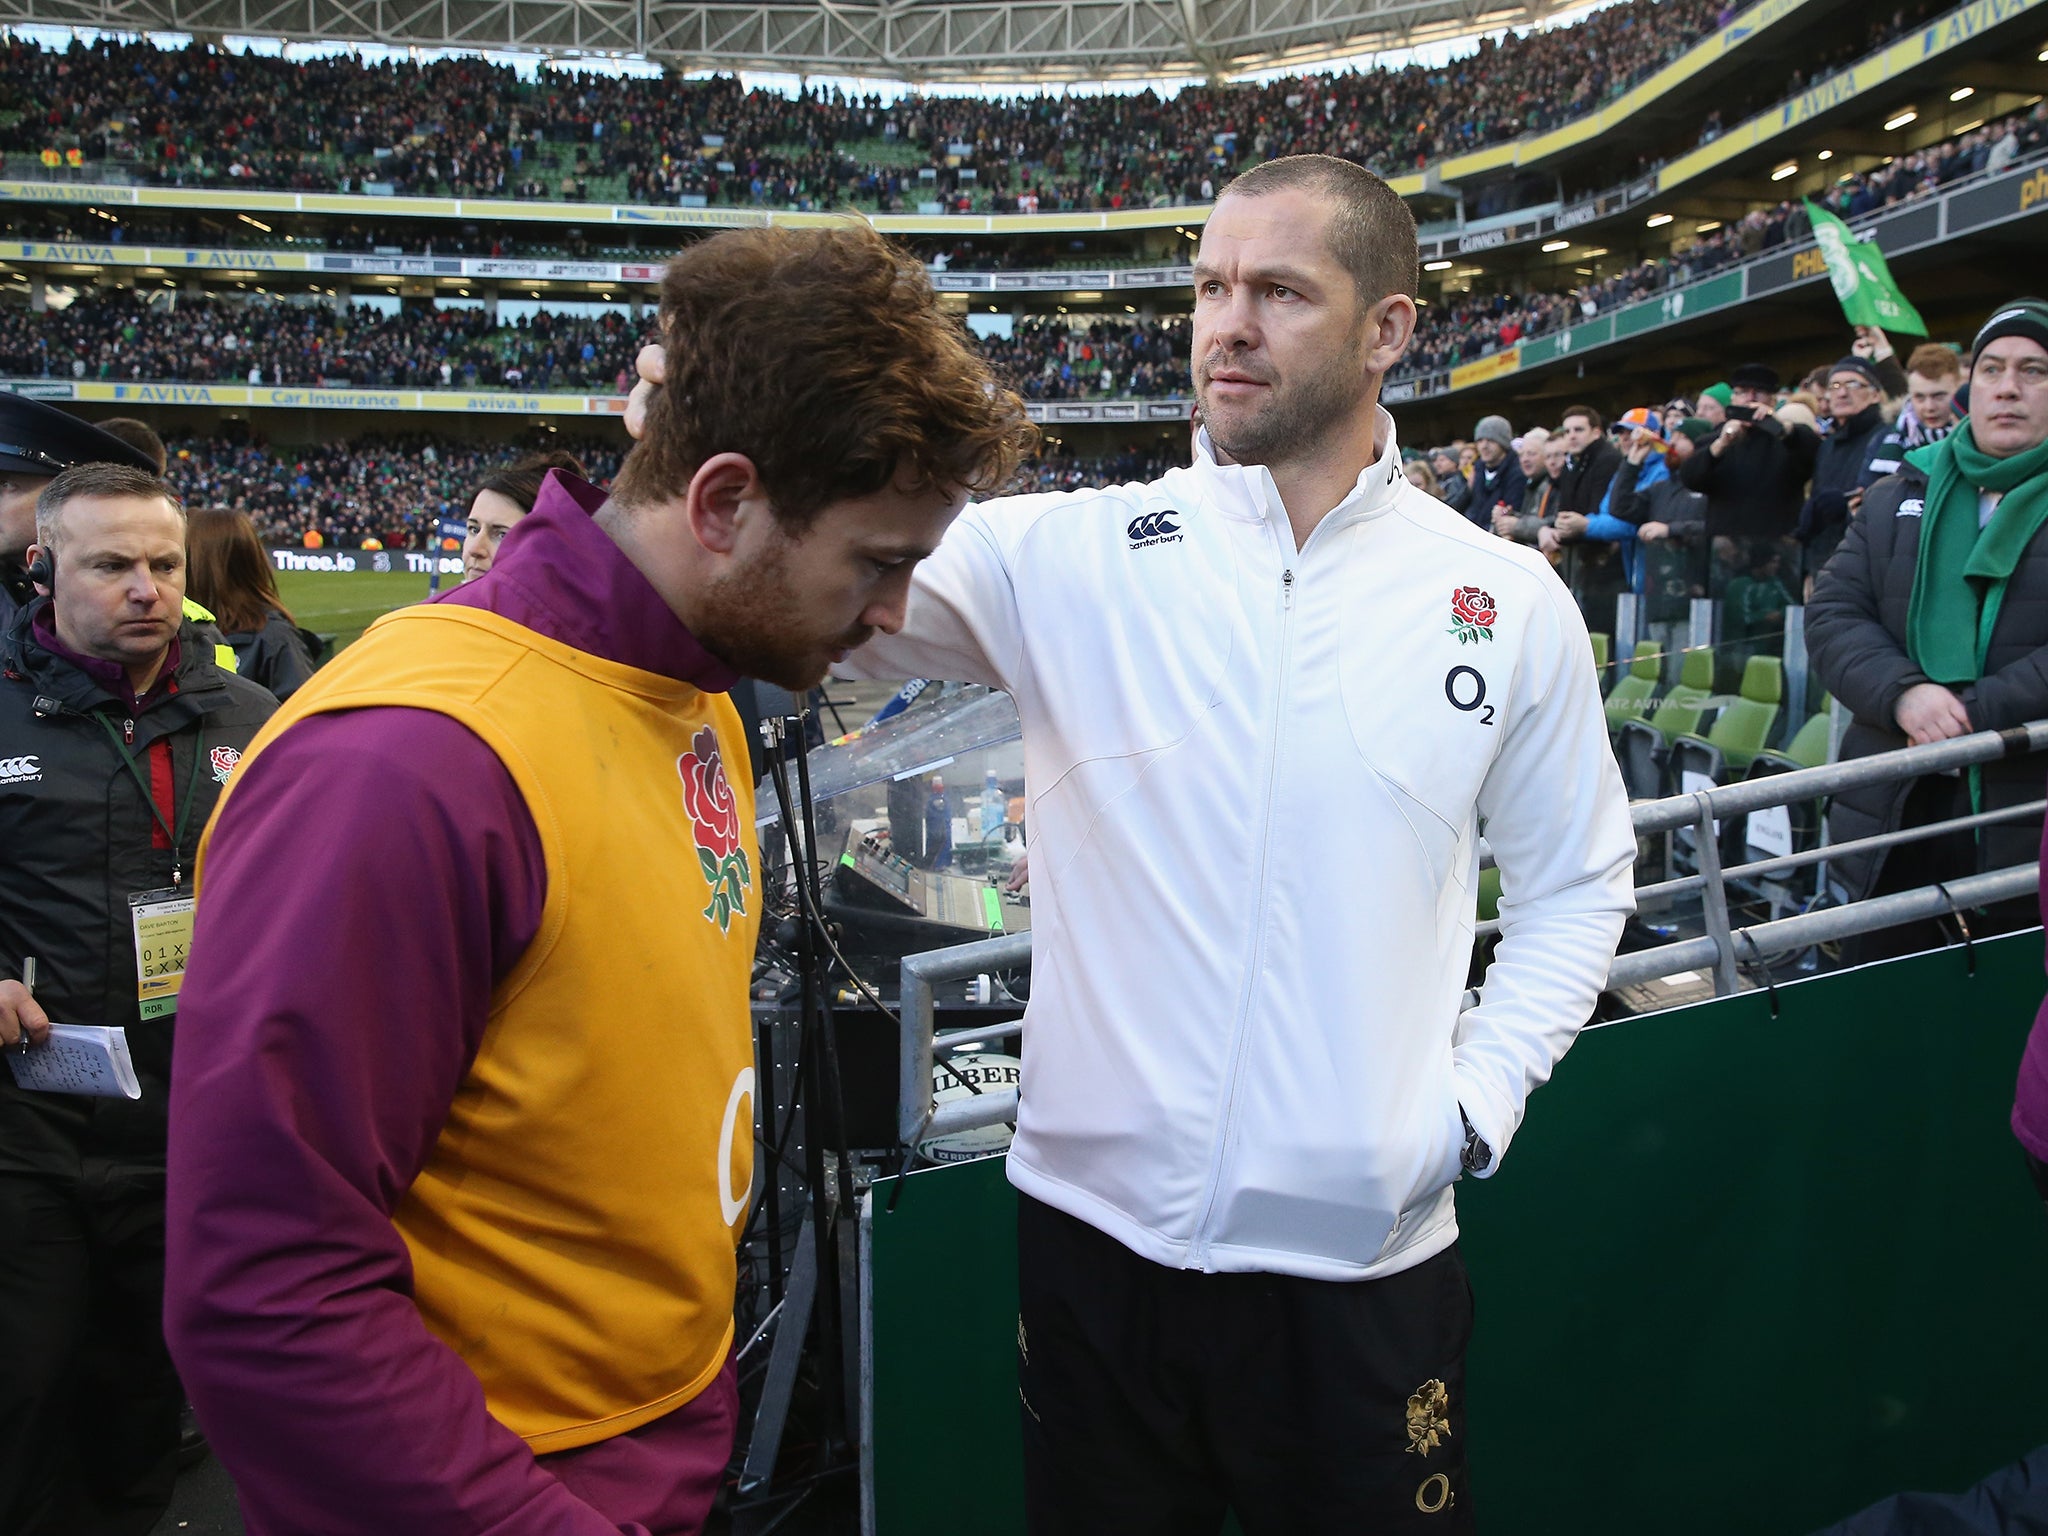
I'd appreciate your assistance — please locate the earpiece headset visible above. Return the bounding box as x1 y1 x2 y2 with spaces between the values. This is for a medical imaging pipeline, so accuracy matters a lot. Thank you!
24 550 51 587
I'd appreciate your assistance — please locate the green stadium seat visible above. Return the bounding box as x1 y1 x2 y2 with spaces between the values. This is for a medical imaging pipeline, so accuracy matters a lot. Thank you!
1665 656 1785 871
1588 632 1610 673
1714 655 1783 773
1613 646 1719 797
1765 712 1831 772
1733 707 1833 914
1678 646 1714 692
1603 641 1662 735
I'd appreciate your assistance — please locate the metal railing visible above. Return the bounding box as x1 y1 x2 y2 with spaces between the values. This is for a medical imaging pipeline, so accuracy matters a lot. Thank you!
896 719 2048 1146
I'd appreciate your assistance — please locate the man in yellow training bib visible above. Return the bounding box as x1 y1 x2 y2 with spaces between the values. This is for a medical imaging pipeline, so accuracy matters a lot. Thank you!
163 224 1032 1534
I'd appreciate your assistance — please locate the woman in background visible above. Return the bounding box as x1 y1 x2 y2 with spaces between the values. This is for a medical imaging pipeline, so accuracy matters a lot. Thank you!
1402 458 1443 499
186 507 320 701
463 449 588 581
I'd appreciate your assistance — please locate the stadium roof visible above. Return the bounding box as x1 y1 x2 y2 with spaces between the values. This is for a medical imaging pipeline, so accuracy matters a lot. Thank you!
1 0 1573 83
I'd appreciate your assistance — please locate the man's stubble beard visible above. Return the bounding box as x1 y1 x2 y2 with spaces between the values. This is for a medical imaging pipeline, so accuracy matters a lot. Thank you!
691 534 872 694
1196 327 1368 469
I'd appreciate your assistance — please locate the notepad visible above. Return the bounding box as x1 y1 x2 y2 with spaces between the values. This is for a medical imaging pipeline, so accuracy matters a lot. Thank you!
4 1025 143 1100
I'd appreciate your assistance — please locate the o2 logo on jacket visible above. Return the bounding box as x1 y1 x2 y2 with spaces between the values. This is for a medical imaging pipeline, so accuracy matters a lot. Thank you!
1445 666 1495 725
1126 511 1183 549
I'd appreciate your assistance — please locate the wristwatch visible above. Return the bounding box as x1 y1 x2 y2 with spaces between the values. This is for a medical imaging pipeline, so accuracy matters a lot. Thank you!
1459 1109 1493 1175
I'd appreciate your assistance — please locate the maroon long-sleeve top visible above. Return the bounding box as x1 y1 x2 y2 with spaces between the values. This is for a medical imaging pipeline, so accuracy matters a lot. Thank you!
2016 809 2048 1165
165 474 747 1534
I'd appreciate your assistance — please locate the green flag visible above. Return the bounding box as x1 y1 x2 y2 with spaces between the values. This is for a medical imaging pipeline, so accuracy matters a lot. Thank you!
1802 199 1928 335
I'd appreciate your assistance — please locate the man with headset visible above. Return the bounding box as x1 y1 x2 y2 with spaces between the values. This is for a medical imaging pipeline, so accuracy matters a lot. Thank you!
0 461 275 1533
0 394 163 633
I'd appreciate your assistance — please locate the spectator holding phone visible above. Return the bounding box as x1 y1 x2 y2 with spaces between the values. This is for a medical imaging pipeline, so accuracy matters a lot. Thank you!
1679 361 1819 598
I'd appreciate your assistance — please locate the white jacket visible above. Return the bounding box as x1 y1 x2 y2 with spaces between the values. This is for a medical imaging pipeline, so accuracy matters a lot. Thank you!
842 411 1636 1280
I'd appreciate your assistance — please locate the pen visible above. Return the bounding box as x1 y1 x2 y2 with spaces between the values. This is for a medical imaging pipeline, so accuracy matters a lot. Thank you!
15 957 34 1053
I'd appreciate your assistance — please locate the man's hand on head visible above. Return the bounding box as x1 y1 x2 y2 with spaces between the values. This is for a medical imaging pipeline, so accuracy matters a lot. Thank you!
625 343 667 442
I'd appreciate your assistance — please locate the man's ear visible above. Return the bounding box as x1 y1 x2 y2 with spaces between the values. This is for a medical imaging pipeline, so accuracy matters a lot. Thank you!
683 453 768 556
1365 293 1419 378
24 542 51 595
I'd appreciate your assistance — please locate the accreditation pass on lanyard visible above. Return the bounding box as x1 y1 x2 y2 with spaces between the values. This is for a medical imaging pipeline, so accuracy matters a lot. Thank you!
130 886 195 1022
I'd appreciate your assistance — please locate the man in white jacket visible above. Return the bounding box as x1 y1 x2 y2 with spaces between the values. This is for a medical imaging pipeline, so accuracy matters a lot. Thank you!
634 154 1635 1533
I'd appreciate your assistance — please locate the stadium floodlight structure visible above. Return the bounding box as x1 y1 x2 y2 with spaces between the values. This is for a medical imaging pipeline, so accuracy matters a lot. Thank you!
1 0 1568 82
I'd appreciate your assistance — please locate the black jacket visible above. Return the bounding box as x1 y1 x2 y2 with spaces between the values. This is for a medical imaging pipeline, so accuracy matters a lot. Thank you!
1679 414 1820 539
0 562 29 636
1554 437 1625 599
1436 467 1472 516
0 601 277 1176
226 612 320 702
1795 403 1887 579
1554 437 1623 516
1806 463 2048 900
1465 455 1527 527
1608 456 1707 530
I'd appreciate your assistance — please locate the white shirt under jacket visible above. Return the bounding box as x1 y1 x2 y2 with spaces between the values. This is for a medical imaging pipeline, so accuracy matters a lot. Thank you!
839 409 1636 1281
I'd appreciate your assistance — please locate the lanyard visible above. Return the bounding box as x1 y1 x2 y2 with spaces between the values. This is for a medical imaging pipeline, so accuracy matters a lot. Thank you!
96 713 205 887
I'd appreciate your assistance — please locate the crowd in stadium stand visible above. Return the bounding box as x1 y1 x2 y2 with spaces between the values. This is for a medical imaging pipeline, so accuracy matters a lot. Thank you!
1008 444 1188 494
979 317 1193 400
0 0 1791 213
163 434 627 550
1395 102 2048 381
0 290 1203 402
10 90 2036 406
0 291 643 392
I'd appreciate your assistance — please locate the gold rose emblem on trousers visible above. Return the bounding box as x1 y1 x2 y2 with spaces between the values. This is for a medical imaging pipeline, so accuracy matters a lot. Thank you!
1406 1379 1452 1456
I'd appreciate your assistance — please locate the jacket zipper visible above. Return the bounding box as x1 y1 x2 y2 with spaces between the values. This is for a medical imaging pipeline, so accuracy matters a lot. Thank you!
1187 549 1297 1267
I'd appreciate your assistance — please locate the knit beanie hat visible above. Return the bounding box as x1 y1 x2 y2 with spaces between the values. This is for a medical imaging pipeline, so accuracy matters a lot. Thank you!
1972 298 2048 360
1701 382 1734 408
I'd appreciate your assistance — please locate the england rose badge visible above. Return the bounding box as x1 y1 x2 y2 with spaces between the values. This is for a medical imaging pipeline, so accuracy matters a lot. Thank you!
1447 586 1497 645
678 726 752 933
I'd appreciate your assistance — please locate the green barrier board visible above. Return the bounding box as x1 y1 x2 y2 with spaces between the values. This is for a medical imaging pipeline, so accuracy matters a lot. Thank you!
870 933 2048 1534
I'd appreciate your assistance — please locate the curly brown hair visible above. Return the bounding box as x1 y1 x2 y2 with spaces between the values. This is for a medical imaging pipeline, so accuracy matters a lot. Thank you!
612 221 1036 529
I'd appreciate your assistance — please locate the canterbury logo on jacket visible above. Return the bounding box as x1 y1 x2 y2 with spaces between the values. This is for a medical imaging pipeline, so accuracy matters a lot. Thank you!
841 409 1636 1281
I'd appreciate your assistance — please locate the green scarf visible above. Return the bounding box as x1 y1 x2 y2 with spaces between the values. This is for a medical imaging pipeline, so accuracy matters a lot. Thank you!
1904 423 2048 686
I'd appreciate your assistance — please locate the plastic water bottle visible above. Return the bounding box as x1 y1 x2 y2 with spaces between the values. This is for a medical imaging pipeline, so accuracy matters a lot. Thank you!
982 767 1003 836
